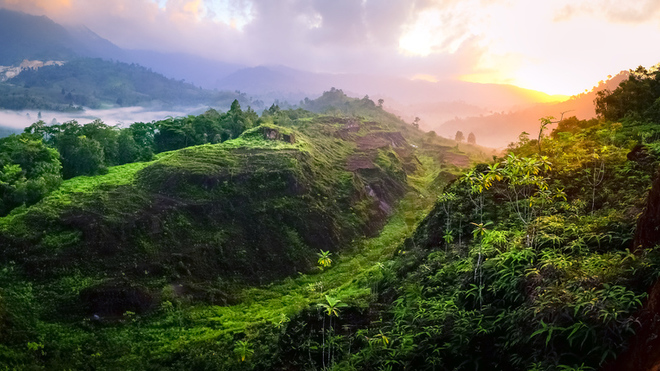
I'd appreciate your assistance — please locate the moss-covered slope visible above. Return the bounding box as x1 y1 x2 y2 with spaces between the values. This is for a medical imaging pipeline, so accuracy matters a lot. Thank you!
0 116 419 313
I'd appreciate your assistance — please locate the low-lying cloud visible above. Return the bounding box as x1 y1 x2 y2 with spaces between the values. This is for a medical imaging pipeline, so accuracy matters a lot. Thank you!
0 106 201 131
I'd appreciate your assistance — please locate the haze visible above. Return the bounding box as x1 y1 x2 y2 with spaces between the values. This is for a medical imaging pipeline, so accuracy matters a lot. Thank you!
3 0 660 96
2 0 660 147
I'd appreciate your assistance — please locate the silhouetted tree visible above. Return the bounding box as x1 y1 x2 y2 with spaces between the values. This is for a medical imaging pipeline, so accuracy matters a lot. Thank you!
468 132 476 144
455 131 465 143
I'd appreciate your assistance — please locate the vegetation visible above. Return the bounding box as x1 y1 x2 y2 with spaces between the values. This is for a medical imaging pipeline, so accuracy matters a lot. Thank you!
0 58 254 111
11 77 660 370
0 90 493 369
0 134 61 215
322 69 660 369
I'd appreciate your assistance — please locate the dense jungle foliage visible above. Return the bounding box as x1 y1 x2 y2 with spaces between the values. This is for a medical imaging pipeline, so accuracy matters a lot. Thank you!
3 62 660 370
0 90 490 369
322 65 660 370
0 99 259 216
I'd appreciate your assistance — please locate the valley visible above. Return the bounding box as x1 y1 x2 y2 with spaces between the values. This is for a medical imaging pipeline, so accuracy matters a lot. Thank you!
1 2 660 370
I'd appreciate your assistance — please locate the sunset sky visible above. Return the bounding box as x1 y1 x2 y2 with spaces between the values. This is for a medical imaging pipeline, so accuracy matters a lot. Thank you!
2 0 660 96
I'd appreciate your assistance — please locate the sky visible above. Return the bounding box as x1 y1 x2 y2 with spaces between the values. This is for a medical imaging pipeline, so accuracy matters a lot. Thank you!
2 0 660 96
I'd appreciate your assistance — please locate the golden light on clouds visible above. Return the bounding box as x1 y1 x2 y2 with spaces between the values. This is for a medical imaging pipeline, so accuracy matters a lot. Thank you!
182 0 201 17
1 0 660 98
395 0 660 96
3 0 71 13
411 74 439 83
398 7 474 56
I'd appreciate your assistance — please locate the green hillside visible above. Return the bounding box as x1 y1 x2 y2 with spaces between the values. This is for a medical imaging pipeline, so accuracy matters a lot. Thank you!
0 58 250 111
0 92 492 369
6 72 660 370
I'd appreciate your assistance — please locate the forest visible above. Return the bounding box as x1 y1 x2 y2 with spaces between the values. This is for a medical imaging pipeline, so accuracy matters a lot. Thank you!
0 58 253 111
1 65 660 371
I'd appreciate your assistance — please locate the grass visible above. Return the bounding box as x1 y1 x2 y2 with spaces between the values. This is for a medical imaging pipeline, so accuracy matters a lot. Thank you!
0 111 468 369
14 146 451 370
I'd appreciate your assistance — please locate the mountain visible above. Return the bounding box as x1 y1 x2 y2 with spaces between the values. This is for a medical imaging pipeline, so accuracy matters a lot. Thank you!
436 72 629 147
0 58 250 111
0 7 569 120
216 65 568 110
0 8 243 89
0 8 80 65
118 50 242 89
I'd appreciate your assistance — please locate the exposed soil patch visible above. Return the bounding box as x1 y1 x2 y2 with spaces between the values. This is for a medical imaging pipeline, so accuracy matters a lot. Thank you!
347 155 376 171
441 151 471 167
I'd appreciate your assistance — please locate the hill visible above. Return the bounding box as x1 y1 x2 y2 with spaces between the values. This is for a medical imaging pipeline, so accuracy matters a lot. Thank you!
0 8 80 65
437 72 629 148
0 93 491 369
217 65 568 110
0 58 248 111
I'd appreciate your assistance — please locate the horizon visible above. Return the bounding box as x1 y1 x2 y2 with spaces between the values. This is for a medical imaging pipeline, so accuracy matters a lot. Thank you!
1 0 659 96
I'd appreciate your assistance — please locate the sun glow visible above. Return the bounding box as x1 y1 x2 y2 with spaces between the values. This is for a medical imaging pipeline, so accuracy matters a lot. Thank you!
411 74 439 83
398 8 473 56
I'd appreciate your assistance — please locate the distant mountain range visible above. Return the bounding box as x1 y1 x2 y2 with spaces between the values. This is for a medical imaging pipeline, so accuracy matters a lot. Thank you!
215 65 568 110
0 8 568 109
0 8 242 88
434 73 628 148
0 7 628 147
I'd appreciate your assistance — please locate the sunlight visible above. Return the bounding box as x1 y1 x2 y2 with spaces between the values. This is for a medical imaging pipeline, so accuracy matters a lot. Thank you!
398 8 471 56
411 74 439 83
512 66 589 97
399 28 433 56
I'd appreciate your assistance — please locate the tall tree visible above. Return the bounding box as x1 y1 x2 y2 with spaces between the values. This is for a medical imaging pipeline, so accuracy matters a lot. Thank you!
0 134 62 215
468 132 476 144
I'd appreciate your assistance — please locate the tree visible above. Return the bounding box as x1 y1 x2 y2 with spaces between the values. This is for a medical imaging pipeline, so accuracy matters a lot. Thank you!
127 122 155 161
468 132 476 145
0 134 62 215
377 98 384 107
438 192 457 250
81 119 120 165
116 130 140 165
57 134 106 178
413 117 420 129
585 148 607 215
221 99 256 140
455 131 465 143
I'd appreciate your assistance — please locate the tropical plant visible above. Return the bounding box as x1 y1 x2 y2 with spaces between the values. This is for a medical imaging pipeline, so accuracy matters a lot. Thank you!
317 250 333 269
234 340 254 362
318 295 348 368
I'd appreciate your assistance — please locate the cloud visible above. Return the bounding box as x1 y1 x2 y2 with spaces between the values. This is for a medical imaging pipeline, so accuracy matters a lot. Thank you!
2 0 660 97
0 0 487 76
554 0 660 24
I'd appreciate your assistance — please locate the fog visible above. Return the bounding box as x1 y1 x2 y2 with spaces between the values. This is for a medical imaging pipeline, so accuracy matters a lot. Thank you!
0 106 208 131
3 0 660 96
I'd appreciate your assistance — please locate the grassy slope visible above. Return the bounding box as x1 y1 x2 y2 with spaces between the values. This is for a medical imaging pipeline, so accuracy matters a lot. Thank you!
335 121 660 370
0 147 447 371
0 102 479 368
